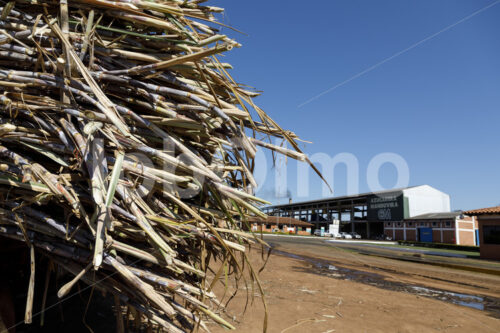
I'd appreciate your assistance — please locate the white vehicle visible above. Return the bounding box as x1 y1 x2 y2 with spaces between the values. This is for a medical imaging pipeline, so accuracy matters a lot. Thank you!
350 232 362 239
339 232 352 239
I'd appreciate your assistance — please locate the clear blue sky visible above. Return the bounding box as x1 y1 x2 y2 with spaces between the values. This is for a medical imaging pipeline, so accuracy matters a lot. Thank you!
216 0 500 210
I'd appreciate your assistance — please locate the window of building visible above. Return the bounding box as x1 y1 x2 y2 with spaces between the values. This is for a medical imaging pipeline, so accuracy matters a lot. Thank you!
408 222 413 227
387 222 391 226
483 226 500 245
432 222 437 227
445 221 451 227
265 224 271 229
397 222 402 227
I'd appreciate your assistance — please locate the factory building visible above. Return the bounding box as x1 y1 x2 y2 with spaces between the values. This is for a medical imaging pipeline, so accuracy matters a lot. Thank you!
263 185 451 239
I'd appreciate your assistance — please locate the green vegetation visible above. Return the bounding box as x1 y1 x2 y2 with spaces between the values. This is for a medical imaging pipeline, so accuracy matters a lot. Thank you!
355 242 480 257
397 240 479 252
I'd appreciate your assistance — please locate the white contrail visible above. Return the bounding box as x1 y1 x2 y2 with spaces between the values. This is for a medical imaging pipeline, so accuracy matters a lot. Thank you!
298 0 500 108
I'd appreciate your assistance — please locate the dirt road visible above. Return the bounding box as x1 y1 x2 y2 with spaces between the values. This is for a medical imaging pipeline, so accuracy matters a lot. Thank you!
210 236 500 333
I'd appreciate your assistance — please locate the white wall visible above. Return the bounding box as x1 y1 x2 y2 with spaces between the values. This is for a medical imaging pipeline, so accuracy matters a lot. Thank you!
403 185 451 217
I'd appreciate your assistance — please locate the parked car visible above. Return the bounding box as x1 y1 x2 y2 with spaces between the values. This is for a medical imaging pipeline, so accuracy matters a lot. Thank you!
350 232 362 239
313 229 322 236
339 232 352 239
374 234 392 241
324 231 338 238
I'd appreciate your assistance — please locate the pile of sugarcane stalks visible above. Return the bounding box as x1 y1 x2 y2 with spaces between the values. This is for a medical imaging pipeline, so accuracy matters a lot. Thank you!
0 0 326 332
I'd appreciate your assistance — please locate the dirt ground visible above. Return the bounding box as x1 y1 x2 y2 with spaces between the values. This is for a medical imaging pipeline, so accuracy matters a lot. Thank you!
209 239 500 333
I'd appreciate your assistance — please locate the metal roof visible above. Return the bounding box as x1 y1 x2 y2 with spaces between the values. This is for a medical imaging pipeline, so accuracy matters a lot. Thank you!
407 211 463 220
264 185 421 209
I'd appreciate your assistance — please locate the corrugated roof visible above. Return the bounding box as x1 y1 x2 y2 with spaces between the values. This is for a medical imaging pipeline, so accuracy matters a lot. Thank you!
464 206 500 216
264 185 422 209
408 211 463 220
247 216 313 227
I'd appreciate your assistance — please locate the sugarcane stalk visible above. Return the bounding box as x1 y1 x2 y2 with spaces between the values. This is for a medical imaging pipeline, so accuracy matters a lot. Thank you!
24 245 35 324
57 262 93 298
103 254 177 318
0 2 328 332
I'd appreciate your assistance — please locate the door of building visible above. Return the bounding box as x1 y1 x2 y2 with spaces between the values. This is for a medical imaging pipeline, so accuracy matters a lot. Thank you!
418 227 433 243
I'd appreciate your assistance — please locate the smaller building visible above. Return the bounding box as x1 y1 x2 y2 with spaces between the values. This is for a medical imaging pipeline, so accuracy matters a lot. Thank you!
246 216 313 235
464 206 500 260
384 211 478 245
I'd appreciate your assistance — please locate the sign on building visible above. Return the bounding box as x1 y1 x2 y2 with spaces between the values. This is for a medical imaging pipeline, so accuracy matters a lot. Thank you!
367 192 406 221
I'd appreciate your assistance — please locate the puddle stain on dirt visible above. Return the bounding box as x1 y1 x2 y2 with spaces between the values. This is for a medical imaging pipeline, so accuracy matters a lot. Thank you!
271 248 500 318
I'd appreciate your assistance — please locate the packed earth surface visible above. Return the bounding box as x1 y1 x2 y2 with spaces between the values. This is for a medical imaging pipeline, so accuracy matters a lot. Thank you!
210 236 500 333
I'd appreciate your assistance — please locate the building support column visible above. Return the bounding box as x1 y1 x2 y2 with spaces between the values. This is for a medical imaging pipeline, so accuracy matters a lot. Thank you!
351 201 354 221
473 216 477 246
